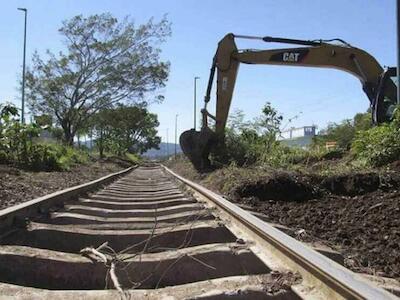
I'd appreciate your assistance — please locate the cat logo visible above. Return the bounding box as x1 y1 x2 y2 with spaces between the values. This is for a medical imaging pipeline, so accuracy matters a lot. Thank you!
269 49 309 63
283 52 301 62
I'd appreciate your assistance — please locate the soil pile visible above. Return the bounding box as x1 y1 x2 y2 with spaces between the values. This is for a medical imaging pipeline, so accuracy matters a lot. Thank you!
235 172 320 202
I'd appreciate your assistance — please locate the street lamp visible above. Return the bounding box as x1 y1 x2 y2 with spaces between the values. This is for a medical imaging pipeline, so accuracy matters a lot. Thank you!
18 8 27 124
175 114 178 159
193 76 200 130
397 0 400 104
166 128 169 157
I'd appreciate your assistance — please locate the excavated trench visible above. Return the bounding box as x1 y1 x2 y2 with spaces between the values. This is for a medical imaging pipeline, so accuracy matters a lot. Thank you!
0 165 300 298
234 171 392 202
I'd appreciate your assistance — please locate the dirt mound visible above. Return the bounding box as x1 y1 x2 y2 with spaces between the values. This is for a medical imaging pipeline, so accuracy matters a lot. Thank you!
321 173 380 196
235 173 320 202
236 190 400 279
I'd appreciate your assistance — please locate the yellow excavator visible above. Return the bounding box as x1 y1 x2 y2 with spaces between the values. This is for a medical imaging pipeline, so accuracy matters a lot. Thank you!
180 33 398 171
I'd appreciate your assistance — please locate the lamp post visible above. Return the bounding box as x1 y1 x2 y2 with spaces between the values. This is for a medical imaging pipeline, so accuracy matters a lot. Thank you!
18 8 27 124
175 114 178 159
397 0 400 104
194 76 200 130
166 128 169 157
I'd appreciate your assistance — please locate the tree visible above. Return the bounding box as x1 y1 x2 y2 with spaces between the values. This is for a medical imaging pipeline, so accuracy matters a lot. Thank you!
109 105 160 155
34 114 52 127
90 105 160 157
26 13 170 145
255 102 283 135
353 112 372 132
314 111 372 150
218 102 284 166
227 109 249 133
318 120 355 149
89 109 112 158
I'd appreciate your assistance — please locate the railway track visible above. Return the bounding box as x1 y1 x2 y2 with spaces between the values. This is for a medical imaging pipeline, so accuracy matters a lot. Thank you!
0 164 397 299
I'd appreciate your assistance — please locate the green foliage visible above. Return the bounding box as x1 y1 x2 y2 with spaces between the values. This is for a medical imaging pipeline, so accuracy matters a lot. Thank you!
0 103 87 171
0 103 40 163
219 102 284 167
34 114 52 127
253 102 283 134
353 112 372 132
26 143 88 171
351 108 400 167
352 124 400 167
219 102 354 170
125 152 142 164
26 13 171 145
317 119 355 149
313 112 372 150
90 104 160 158
222 127 265 166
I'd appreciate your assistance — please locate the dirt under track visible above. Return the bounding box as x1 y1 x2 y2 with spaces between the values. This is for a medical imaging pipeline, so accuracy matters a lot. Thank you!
166 159 400 281
232 173 400 280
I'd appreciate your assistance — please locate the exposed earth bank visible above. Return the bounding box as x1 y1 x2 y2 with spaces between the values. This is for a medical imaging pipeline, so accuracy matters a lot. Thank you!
166 158 400 280
0 157 131 210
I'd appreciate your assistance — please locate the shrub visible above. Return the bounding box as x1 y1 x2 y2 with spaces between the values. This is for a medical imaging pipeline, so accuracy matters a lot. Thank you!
0 103 89 171
24 143 89 171
125 152 141 164
351 124 400 167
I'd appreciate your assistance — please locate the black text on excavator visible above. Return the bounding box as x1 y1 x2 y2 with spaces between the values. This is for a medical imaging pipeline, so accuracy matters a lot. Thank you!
180 33 398 171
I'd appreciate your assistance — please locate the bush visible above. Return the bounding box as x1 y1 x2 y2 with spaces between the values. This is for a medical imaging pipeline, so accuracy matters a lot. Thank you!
351 124 400 167
125 152 141 164
24 143 89 171
312 112 372 150
0 103 89 171
221 129 264 166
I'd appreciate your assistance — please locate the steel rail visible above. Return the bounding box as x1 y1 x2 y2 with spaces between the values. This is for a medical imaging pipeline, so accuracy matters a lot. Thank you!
163 165 397 300
0 166 135 235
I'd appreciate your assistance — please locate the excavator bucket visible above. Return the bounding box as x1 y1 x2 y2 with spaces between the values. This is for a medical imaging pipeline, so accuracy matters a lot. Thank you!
179 128 216 171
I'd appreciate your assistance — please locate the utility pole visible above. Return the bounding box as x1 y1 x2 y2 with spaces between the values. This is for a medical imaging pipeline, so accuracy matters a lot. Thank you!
166 128 169 157
175 114 178 159
194 76 200 130
18 8 27 124
397 0 400 104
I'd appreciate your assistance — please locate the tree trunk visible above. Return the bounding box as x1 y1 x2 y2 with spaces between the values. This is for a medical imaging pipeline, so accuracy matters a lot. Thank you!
99 129 104 158
62 126 74 146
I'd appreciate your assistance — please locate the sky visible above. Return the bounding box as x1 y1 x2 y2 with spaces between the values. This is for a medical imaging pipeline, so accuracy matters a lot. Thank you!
0 0 396 143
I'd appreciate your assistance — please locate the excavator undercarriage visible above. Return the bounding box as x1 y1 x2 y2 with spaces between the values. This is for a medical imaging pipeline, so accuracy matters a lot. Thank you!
180 33 398 171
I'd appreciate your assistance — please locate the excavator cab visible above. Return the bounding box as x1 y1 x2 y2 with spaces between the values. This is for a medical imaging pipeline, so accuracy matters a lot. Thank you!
180 33 399 172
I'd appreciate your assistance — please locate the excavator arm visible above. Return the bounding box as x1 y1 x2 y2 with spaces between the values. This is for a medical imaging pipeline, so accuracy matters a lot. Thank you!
180 33 397 171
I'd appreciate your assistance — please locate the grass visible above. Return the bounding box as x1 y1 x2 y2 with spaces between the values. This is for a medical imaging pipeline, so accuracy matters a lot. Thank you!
125 152 142 165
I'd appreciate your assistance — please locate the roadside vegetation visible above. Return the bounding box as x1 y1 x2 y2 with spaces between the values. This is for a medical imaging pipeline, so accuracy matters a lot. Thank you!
208 102 400 173
1 13 169 172
0 103 88 171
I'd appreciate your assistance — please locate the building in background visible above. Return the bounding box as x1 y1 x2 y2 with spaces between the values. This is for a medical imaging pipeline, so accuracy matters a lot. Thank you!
277 126 316 148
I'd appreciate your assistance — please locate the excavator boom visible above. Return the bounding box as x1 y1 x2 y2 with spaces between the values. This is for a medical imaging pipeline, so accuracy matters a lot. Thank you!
181 33 397 171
